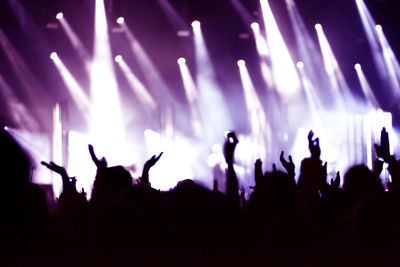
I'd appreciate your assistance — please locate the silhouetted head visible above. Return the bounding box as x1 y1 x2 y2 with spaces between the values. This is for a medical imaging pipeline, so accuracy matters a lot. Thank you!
343 164 377 204
91 165 133 205
0 129 32 185
298 157 325 192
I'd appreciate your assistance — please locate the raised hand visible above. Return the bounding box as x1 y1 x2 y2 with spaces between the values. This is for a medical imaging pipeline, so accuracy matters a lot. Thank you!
375 127 390 162
224 131 239 165
308 130 321 160
41 161 68 179
88 144 107 169
143 152 163 171
255 159 263 186
41 161 78 194
280 151 295 177
330 171 340 189
141 152 163 186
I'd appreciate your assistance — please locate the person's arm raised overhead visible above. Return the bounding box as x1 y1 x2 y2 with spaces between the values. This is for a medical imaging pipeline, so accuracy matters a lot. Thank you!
140 152 163 187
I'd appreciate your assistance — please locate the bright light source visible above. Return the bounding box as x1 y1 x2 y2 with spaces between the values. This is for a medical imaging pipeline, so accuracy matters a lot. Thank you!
4 126 8 131
56 12 63 20
251 22 259 30
296 61 304 69
315 23 322 31
191 20 200 28
237 59 246 67
114 55 122 63
375 24 382 32
116 17 125 24
50 52 57 60
354 63 361 70
177 57 186 64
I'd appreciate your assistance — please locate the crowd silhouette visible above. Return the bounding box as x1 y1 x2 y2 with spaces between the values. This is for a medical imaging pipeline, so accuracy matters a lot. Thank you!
2 126 400 265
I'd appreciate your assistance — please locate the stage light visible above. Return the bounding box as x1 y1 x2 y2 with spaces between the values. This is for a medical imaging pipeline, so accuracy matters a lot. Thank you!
4 126 8 131
296 61 304 69
354 63 361 70
50 52 57 60
117 17 125 24
177 57 186 64
375 24 382 32
251 22 259 30
191 20 200 28
315 23 322 31
56 12 63 20
237 59 246 67
114 55 122 62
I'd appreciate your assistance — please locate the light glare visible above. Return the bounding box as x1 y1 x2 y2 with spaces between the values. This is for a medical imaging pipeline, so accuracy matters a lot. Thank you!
237 59 246 67
191 20 200 28
375 24 382 32
56 12 63 20
354 63 361 70
315 23 322 31
296 61 304 69
177 57 186 64
251 22 259 30
50 52 57 60
117 17 125 24
114 55 122 62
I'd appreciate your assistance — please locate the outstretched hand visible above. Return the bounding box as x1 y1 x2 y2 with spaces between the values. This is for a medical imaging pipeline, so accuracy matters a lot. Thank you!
308 130 321 160
41 161 68 179
330 171 340 189
141 152 163 186
88 144 107 169
144 152 163 171
280 151 295 177
224 131 239 165
375 127 391 162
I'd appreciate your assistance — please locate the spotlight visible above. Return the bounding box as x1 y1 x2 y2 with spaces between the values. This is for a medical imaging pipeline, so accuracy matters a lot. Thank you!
3 126 8 131
251 22 259 30
114 55 122 63
117 17 125 24
315 23 322 31
191 20 200 29
354 63 361 70
50 52 57 60
56 12 63 20
237 59 246 67
375 24 382 32
177 57 186 64
296 61 304 69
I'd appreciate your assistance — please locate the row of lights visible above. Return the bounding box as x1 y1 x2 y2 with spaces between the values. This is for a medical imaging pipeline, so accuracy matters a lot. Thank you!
55 11 384 32
52 13 375 71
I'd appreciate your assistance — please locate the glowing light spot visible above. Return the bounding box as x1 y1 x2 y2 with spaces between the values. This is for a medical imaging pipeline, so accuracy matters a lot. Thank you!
177 57 186 64
56 12 63 20
4 126 8 131
237 59 246 67
251 22 259 30
296 61 304 69
191 20 201 34
354 63 361 70
375 24 382 32
50 52 57 60
114 55 122 63
191 20 200 28
116 17 125 24
315 23 322 31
